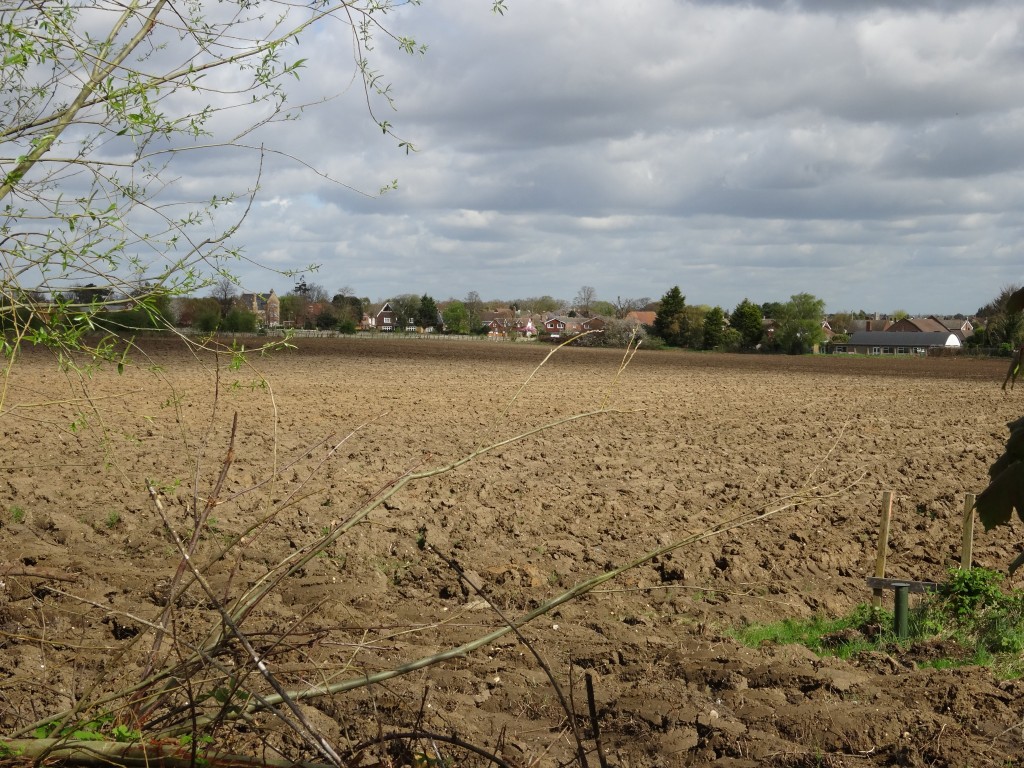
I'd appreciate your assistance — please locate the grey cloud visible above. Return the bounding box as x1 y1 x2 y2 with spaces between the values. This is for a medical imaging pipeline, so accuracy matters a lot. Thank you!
114 0 1024 314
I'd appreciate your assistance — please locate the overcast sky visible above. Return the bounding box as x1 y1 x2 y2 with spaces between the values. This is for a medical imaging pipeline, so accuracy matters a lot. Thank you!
197 0 1024 315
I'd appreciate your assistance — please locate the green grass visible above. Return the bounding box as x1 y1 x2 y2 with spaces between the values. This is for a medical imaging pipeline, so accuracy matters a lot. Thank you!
9 506 25 524
731 568 1024 677
730 604 889 660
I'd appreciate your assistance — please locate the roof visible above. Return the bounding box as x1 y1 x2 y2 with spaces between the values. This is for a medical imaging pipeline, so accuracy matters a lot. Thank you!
845 331 960 347
625 311 657 325
890 317 949 333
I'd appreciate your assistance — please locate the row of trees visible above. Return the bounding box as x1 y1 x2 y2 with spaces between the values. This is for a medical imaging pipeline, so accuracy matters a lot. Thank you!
190 280 657 335
18 275 1018 354
36 274 1012 353
653 287 827 353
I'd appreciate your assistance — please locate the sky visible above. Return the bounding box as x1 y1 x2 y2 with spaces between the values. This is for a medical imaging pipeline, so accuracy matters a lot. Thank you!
162 0 1024 315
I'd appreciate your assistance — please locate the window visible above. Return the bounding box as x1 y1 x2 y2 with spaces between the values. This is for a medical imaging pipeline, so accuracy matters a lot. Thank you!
871 347 881 355
897 347 908 354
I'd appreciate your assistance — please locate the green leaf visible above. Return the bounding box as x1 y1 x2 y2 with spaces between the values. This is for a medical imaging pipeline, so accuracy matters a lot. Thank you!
70 729 106 741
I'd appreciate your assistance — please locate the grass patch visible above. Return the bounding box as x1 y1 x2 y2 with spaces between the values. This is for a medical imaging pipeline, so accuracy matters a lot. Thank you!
732 568 1024 677
731 604 889 660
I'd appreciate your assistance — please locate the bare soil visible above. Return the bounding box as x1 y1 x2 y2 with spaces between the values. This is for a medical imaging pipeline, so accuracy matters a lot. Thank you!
2 337 1024 767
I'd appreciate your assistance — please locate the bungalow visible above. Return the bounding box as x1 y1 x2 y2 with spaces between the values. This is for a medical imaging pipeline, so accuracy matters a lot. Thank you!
836 331 961 355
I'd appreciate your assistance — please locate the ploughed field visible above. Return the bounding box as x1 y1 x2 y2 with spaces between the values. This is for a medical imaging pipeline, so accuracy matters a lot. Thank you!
2 337 1024 767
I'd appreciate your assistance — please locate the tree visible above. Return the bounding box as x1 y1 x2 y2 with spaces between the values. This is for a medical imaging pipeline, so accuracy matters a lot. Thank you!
612 295 651 319
719 327 743 352
703 306 726 350
569 318 648 348
731 299 764 350
332 294 364 325
776 293 827 354
681 305 707 349
653 286 687 347
1 0 469 354
526 295 564 315
176 297 221 329
223 309 259 333
293 278 329 304
417 294 440 330
760 301 786 320
211 276 239 317
590 300 616 318
981 285 1024 351
278 293 307 327
464 291 484 331
314 308 339 330
574 286 597 315
389 294 421 330
62 284 114 307
828 311 857 335
978 284 1023 318
442 300 471 334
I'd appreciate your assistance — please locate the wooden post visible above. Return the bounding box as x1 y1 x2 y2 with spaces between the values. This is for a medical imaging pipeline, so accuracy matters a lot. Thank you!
960 492 976 570
873 491 894 609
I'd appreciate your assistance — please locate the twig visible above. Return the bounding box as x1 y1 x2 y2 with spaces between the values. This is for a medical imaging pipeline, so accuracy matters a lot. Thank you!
345 730 515 768
212 477 861 721
0 565 78 582
430 543 590 768
146 487 344 767
0 738 335 768
585 672 609 768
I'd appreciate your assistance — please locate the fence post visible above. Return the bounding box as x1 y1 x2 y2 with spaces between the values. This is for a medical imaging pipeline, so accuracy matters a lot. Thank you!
872 491 894 609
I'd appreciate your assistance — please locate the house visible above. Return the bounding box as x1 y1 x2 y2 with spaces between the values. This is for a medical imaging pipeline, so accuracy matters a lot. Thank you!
543 316 568 338
238 289 280 327
883 315 974 341
484 317 511 336
482 310 515 337
581 317 607 332
836 331 961 355
374 302 398 331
